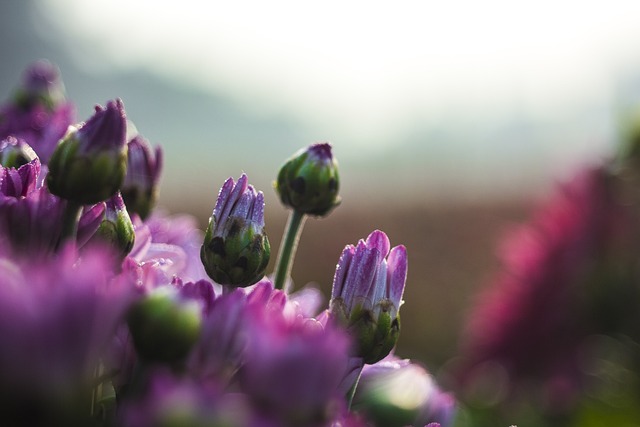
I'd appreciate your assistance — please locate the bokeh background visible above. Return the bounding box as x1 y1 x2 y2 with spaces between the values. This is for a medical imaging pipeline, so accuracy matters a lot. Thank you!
4 0 640 371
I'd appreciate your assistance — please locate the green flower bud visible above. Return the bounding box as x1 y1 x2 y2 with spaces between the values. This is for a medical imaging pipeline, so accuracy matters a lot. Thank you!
127 287 202 365
88 192 135 257
275 143 340 216
201 174 270 287
47 99 127 205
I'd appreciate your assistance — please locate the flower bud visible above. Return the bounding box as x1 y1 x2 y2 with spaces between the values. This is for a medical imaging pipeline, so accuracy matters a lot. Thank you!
201 174 270 287
0 137 40 198
329 230 407 364
127 286 202 364
89 192 135 257
352 357 456 427
47 99 127 204
121 135 163 220
275 142 340 216
0 136 38 169
12 60 66 111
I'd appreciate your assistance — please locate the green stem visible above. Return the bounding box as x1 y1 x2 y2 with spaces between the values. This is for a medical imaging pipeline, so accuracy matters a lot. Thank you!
346 369 363 411
60 201 83 244
273 209 306 291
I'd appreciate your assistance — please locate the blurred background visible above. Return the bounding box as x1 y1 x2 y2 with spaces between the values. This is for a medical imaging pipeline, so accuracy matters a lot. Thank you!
4 0 640 370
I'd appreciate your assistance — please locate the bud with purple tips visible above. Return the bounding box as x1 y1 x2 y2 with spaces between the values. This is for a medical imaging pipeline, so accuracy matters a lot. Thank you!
121 135 163 220
47 99 128 204
88 192 135 257
330 230 407 364
201 174 270 287
0 137 40 199
275 142 340 216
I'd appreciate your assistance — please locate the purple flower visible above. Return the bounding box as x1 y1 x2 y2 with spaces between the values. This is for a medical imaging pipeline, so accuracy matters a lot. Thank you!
352 356 456 427
0 245 135 424
119 369 253 427
241 307 351 427
47 99 128 204
275 142 340 216
330 230 407 364
128 210 209 284
0 61 75 163
201 173 271 287
121 135 163 220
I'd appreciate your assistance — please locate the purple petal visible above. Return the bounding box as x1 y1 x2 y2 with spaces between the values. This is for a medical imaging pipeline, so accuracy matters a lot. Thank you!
386 245 407 308
366 230 390 258
331 244 355 300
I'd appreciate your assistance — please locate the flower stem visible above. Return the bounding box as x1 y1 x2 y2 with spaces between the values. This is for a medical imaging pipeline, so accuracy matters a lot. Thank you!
60 201 83 244
273 209 306 291
346 369 363 410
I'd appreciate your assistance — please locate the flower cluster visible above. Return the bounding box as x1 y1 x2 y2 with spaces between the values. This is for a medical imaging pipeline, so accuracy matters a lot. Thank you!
0 61 453 427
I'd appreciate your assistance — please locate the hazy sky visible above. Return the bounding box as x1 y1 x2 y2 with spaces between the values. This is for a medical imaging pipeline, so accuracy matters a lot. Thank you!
35 0 640 151
6 1 640 205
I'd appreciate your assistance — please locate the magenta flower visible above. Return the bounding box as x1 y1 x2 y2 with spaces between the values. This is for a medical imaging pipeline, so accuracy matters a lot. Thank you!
330 230 407 363
458 166 623 410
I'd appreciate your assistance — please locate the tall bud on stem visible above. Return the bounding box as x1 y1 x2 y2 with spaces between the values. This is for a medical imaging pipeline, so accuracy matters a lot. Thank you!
201 174 270 288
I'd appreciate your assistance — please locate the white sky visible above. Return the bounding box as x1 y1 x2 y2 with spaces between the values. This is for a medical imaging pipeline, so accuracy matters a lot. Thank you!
34 0 640 152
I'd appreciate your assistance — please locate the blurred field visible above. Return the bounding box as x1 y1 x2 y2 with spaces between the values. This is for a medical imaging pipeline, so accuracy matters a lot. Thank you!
170 198 532 372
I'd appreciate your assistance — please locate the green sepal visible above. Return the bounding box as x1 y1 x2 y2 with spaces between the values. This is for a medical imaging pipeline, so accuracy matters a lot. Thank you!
201 217 271 287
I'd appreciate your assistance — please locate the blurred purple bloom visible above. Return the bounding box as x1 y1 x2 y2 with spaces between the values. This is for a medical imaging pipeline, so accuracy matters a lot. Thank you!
353 356 456 427
458 166 623 410
0 245 135 423
121 135 163 220
0 61 75 163
120 369 253 427
128 210 208 284
241 307 351 427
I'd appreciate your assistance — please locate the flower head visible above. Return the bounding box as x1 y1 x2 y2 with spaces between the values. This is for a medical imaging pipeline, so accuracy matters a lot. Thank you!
241 312 351 426
201 174 270 287
47 99 127 204
330 230 407 364
121 135 163 220
457 166 624 411
127 285 203 365
0 61 75 163
275 142 340 216
352 357 456 427
88 192 135 257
